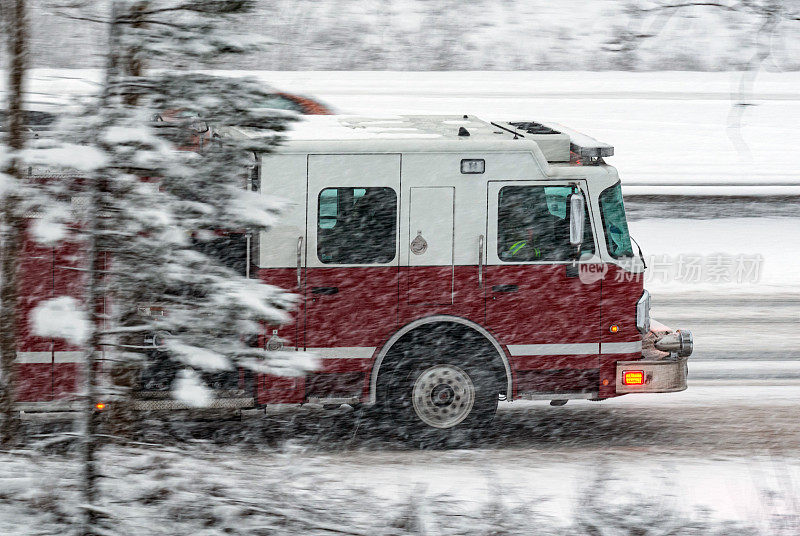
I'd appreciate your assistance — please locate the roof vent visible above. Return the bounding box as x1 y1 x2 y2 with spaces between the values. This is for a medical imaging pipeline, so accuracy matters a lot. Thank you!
458 126 470 137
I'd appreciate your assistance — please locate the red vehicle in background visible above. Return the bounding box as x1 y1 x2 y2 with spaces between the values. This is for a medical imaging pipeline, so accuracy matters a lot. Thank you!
262 92 333 115
153 91 333 149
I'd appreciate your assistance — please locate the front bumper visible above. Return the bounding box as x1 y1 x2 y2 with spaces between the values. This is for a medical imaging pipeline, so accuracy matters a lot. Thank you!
616 321 692 394
615 356 689 394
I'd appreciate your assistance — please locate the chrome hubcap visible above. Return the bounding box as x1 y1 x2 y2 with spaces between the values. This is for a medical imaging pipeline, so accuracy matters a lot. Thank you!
412 364 475 429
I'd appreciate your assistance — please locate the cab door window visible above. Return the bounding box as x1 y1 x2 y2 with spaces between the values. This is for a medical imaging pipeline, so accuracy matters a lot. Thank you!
497 185 594 262
317 187 397 264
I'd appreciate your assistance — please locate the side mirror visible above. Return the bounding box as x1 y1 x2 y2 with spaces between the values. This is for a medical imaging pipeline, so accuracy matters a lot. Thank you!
569 193 585 247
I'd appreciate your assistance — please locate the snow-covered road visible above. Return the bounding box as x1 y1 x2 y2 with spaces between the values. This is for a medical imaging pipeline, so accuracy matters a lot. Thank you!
129 385 800 529
232 384 800 455
306 383 796 524
6 383 799 534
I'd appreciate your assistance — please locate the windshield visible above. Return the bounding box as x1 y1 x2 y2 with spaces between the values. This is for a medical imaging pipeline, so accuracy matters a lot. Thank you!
599 182 633 258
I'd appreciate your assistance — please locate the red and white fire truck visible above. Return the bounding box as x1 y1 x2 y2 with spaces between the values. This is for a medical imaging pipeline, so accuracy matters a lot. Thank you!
14 114 692 435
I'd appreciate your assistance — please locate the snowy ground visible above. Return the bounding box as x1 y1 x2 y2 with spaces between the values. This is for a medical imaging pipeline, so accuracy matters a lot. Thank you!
1 446 798 535
629 218 800 360
3 385 800 535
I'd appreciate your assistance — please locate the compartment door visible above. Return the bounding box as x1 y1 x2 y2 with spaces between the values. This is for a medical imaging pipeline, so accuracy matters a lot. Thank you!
407 186 455 305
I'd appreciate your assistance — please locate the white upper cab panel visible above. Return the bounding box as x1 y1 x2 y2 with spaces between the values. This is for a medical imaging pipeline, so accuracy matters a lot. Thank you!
233 115 640 271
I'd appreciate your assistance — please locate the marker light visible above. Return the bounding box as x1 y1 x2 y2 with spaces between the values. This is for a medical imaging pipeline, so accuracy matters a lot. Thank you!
95 402 106 411
609 324 620 333
622 370 645 385
460 159 485 174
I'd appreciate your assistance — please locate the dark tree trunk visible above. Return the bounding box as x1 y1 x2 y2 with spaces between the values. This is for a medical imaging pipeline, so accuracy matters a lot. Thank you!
81 183 104 536
81 2 122 532
121 1 147 107
0 0 28 447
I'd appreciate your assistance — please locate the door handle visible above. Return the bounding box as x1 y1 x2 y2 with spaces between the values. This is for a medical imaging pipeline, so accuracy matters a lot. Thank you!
478 234 484 288
566 264 579 278
296 236 303 288
492 284 518 293
311 286 339 295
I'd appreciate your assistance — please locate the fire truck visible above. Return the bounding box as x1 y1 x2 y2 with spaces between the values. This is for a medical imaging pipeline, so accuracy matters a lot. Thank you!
14 114 693 437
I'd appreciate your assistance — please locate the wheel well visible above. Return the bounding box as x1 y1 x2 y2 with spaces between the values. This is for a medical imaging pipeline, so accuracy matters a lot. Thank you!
373 321 509 403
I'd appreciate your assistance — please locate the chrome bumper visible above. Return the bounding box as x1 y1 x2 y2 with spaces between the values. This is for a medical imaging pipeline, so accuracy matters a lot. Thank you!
616 325 692 394
615 356 689 394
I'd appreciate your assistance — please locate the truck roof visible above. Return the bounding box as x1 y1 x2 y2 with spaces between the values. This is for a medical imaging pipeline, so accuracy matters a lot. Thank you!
229 115 613 164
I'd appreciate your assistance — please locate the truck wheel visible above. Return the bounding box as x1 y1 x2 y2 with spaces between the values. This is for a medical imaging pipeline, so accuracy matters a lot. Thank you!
385 348 501 445
411 363 476 429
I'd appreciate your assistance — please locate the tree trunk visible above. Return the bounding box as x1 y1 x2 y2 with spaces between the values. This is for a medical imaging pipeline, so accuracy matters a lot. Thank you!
0 198 24 446
81 183 103 536
0 0 28 447
121 1 147 106
81 3 121 532
113 0 148 437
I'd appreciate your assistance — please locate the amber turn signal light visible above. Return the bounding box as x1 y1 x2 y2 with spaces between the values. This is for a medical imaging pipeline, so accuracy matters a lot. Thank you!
94 402 106 411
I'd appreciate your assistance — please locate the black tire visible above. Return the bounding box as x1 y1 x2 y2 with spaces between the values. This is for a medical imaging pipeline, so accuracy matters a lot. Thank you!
379 330 502 447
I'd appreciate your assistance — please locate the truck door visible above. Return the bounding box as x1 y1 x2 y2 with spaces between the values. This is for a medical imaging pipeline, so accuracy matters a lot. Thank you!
484 181 602 377
304 154 401 359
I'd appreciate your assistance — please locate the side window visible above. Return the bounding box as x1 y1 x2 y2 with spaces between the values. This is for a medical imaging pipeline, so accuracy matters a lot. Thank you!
317 187 397 264
318 189 338 229
497 185 594 262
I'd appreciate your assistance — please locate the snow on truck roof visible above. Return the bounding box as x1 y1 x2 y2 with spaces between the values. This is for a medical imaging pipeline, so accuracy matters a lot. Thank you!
231 115 613 163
